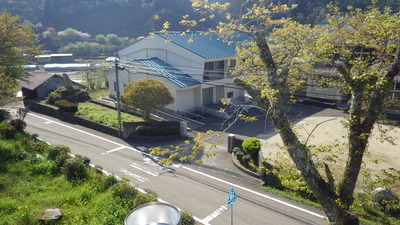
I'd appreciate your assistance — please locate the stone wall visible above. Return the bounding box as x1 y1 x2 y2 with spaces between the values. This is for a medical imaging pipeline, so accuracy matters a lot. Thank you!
123 121 185 143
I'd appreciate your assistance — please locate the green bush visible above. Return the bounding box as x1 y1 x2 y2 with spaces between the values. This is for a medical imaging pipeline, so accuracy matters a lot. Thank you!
181 210 196 225
0 122 16 139
9 119 26 131
242 137 261 160
110 181 138 199
132 193 158 208
235 151 245 162
232 147 241 154
28 155 57 175
62 157 88 181
55 100 78 112
47 145 71 161
242 154 252 166
103 175 118 190
0 109 10 122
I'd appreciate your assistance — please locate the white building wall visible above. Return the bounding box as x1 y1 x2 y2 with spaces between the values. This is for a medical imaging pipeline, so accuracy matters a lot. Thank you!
107 69 202 112
176 88 197 112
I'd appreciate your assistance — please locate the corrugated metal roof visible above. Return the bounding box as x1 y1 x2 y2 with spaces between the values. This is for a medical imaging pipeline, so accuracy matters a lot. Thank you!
136 58 200 88
19 71 58 90
156 32 246 59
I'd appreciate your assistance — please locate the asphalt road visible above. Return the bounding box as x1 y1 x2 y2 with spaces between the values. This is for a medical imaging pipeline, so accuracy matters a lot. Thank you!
25 111 328 225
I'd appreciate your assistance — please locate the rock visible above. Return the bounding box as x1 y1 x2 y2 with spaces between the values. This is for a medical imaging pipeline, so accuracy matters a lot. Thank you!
39 208 63 222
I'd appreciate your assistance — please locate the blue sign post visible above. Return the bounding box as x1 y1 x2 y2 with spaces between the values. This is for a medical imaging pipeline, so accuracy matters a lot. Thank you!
227 187 237 207
227 187 237 225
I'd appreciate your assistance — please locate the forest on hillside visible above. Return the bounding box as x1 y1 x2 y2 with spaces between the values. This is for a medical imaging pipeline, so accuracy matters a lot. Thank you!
1 0 399 38
1 0 399 54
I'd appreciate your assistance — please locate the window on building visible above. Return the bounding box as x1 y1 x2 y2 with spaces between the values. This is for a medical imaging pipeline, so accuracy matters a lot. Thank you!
227 91 234 98
204 60 225 81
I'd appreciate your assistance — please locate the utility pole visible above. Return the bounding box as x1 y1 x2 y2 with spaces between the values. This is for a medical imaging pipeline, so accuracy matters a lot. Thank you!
115 57 122 137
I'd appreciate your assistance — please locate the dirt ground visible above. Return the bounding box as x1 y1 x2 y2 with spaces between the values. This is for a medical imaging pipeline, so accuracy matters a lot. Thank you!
260 116 400 195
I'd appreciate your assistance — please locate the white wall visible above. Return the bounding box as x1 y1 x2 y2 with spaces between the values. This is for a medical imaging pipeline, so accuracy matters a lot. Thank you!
107 68 202 112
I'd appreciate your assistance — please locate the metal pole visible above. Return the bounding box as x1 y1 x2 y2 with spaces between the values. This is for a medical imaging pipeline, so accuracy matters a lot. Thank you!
231 204 233 225
115 57 122 137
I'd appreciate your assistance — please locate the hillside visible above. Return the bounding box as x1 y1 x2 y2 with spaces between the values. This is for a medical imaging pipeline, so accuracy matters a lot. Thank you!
0 0 399 38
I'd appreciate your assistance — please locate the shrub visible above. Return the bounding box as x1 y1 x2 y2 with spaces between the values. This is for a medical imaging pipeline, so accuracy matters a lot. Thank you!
55 100 78 112
232 147 241 154
242 154 252 166
9 119 26 132
76 155 91 166
103 175 118 190
132 193 157 208
0 109 10 122
181 210 196 225
47 145 71 161
62 157 88 181
110 181 138 199
0 122 16 139
29 158 57 175
235 151 245 162
242 137 261 160
47 86 90 105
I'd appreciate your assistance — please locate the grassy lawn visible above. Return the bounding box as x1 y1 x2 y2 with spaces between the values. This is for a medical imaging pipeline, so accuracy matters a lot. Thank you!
76 102 144 128
87 89 109 99
0 131 158 224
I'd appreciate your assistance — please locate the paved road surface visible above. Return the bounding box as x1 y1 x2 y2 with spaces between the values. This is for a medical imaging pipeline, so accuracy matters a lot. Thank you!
25 111 327 225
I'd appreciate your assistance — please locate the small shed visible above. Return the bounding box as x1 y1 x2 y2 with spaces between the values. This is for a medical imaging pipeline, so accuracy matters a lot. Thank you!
19 71 85 99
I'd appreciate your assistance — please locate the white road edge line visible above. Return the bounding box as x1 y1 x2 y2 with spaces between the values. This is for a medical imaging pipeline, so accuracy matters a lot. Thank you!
103 146 125 155
182 166 327 219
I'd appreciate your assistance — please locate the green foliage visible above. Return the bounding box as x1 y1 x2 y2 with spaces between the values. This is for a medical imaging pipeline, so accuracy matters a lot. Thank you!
46 144 71 161
232 147 241 154
62 157 89 181
55 99 79 112
9 119 26 131
47 86 90 105
102 175 118 190
0 121 16 139
0 109 10 122
28 155 57 176
235 151 245 162
181 210 196 225
242 137 261 159
122 78 174 122
0 12 40 106
242 154 252 166
0 129 180 224
110 181 139 200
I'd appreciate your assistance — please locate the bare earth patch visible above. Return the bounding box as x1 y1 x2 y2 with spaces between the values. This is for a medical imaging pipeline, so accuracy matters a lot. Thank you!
259 116 400 195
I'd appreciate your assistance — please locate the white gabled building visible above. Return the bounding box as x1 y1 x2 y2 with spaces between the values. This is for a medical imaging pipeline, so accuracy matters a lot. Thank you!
107 31 246 113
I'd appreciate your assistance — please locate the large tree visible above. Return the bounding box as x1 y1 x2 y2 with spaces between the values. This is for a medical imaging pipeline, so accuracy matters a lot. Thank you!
179 1 400 224
121 78 174 122
0 11 40 105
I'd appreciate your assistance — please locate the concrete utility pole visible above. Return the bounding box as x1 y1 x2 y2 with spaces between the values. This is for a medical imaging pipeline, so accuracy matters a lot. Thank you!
115 57 122 137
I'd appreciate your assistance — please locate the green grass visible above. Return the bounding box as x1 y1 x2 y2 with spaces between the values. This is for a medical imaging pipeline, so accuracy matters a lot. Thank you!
76 102 144 128
87 89 109 99
0 131 159 225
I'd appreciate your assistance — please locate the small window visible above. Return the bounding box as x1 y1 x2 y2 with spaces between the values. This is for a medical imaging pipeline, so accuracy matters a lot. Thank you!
227 91 234 98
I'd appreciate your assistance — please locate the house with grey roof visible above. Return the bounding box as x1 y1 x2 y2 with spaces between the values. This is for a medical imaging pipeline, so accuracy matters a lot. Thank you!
107 32 246 114
20 71 84 99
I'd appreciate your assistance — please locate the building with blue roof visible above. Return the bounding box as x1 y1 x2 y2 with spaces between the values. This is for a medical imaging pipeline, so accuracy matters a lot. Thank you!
108 31 246 114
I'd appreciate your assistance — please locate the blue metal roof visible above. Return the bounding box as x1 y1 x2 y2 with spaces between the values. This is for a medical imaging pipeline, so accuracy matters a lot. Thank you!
156 32 246 59
136 58 200 88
